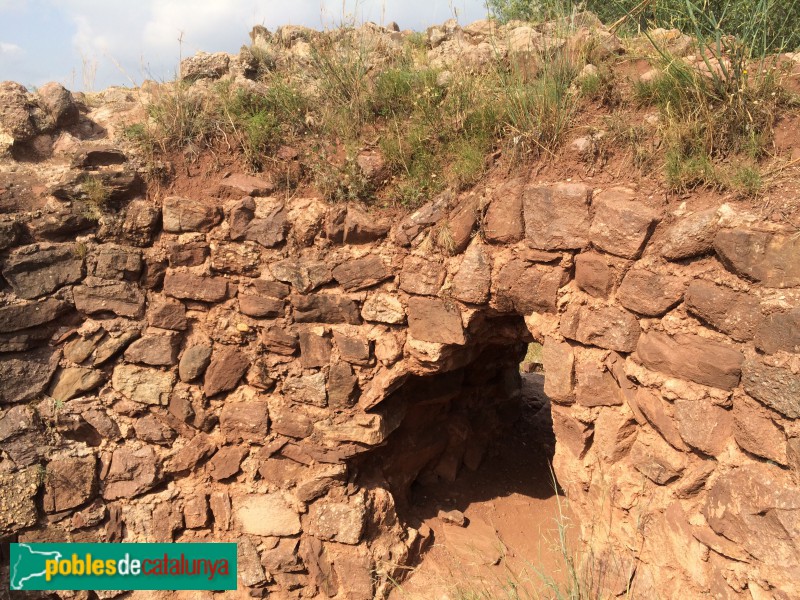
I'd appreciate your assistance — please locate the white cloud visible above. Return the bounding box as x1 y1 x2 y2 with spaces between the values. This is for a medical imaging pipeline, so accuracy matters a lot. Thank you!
51 0 272 84
0 0 28 11
0 41 23 55
3 0 487 89
143 0 257 55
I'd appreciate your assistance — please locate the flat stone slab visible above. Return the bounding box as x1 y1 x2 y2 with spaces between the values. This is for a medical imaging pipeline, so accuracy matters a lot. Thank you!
714 229 800 288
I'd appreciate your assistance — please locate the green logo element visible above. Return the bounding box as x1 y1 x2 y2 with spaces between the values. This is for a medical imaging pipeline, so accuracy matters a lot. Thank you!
10 543 237 591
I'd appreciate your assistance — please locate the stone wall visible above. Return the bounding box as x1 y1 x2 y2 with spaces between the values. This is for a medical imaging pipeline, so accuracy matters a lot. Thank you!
1 84 799 599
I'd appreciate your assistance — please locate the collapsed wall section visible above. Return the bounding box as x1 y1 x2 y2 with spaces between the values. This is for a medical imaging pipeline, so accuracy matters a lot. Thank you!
0 89 799 599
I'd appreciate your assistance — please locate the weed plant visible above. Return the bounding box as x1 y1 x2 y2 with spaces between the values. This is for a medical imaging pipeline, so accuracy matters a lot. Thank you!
123 0 797 205
79 175 111 221
630 0 797 193
124 8 589 207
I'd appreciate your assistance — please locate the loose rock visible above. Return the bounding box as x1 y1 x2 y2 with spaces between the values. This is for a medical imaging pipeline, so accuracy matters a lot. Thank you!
179 344 213 382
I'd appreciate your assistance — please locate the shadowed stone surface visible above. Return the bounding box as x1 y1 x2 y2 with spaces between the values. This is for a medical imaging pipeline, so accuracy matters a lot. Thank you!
685 280 761 342
0 347 61 404
205 347 249 397
0 298 69 333
2 243 84 299
741 359 800 418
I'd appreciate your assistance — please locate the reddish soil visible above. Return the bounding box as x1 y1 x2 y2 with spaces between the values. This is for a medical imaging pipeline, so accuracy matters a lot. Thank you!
389 374 578 600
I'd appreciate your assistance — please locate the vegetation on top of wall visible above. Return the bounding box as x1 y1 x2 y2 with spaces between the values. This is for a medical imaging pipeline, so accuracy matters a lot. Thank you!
487 0 800 52
124 2 799 207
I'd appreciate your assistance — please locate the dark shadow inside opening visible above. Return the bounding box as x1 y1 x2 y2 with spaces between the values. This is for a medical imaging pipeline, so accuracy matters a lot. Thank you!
359 314 561 539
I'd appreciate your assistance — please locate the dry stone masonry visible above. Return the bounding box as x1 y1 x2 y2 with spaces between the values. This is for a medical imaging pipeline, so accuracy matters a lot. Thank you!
1 42 800 600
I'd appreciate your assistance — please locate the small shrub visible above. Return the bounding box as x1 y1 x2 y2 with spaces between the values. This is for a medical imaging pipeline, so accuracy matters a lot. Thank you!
728 164 764 197
311 148 372 203
246 45 277 77
434 221 457 255
122 122 147 142
404 31 428 51
217 80 308 170
449 136 489 189
578 73 601 98
371 67 441 118
578 66 621 107
146 81 213 152
73 242 88 259
309 31 372 125
498 55 580 160
380 118 443 206
36 464 47 485
633 0 792 193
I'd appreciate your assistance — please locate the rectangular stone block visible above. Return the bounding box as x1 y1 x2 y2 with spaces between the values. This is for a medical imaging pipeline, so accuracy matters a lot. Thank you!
636 331 743 390
523 182 592 250
163 271 229 303
589 188 660 259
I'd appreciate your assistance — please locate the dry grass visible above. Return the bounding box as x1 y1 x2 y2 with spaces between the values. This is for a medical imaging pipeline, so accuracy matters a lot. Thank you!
121 4 799 206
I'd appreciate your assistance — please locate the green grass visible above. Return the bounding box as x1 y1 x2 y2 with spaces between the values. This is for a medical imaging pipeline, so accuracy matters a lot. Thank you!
520 343 544 372
125 11 592 207
310 146 372 203
146 80 213 152
727 163 764 197
123 2 797 206
664 148 718 191
216 79 308 170
627 0 796 194
487 0 800 53
371 67 441 118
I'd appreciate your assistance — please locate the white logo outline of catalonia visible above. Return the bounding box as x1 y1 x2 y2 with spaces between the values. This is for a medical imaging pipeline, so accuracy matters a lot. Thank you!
11 544 63 590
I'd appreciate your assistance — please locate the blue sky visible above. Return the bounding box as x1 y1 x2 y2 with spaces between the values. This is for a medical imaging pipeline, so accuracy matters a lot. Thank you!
0 0 489 91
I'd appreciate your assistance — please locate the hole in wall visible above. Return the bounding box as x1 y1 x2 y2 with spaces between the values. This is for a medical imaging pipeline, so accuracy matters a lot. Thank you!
357 315 574 598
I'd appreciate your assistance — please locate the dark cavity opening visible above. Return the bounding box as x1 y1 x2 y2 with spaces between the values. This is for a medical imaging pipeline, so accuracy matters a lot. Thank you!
358 314 565 593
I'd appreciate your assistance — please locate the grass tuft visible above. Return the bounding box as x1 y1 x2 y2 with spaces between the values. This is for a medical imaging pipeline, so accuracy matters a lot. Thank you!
80 175 111 221
122 3 798 206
